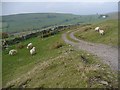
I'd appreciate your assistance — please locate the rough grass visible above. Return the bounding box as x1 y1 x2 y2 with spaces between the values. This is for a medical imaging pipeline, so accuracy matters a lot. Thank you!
74 19 118 47
4 46 118 88
2 28 118 88
2 33 65 86
66 30 78 43
16 43 25 49
51 41 64 49
66 24 93 43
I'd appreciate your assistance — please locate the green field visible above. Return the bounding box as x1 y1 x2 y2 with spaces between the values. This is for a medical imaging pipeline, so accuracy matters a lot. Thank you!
74 19 118 47
3 28 118 88
2 13 107 33
2 12 118 88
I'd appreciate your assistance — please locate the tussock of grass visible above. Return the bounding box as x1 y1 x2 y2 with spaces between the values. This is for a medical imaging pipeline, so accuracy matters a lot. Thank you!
51 41 64 49
16 43 26 49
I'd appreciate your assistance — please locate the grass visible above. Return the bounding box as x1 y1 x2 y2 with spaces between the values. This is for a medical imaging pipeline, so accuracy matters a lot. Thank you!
74 19 118 47
2 12 117 33
2 28 118 88
21 50 117 88
66 29 79 43
65 24 93 43
2 13 106 33
3 32 65 86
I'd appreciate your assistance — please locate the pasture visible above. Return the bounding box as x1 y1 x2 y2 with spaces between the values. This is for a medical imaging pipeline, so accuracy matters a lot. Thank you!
2 13 105 33
2 12 118 88
2 28 118 88
3 32 64 86
74 19 118 47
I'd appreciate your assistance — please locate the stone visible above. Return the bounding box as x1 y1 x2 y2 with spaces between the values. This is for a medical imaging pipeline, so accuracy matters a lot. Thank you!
100 81 108 85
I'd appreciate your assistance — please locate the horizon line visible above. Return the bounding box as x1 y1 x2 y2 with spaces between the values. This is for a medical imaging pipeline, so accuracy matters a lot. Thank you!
1 11 118 16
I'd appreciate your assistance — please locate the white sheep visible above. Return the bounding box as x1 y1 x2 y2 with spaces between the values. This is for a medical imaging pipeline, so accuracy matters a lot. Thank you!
9 49 17 55
99 29 104 35
30 47 36 55
27 43 33 49
95 27 100 32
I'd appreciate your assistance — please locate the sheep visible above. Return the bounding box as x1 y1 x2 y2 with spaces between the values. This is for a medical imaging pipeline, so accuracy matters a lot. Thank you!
95 27 100 32
27 43 33 49
9 49 17 55
99 29 104 35
30 47 36 55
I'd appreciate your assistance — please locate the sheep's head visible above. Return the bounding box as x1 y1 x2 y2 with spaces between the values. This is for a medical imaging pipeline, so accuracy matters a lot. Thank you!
32 47 36 50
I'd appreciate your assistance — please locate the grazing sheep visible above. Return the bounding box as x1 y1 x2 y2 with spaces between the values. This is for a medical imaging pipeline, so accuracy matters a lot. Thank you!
99 29 104 35
95 27 100 32
27 43 33 49
30 47 36 55
9 49 17 55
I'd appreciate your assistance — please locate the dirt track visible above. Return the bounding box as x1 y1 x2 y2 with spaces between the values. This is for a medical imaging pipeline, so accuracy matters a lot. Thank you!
62 30 118 71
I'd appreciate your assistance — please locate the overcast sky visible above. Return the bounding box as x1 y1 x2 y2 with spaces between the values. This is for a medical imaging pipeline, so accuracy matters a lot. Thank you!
2 1 118 15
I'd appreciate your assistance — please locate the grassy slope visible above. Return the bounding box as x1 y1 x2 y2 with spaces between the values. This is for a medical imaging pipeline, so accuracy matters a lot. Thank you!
3 32 65 86
3 29 118 88
74 19 118 47
2 12 118 88
2 13 103 33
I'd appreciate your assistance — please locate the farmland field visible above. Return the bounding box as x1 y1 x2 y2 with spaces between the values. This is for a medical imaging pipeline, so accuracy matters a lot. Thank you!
74 19 118 47
2 13 107 33
2 12 118 88
2 20 118 88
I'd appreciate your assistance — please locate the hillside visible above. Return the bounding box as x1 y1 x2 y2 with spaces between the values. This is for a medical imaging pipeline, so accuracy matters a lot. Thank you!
63 18 118 70
2 12 118 88
3 28 118 88
2 13 105 33
74 19 118 47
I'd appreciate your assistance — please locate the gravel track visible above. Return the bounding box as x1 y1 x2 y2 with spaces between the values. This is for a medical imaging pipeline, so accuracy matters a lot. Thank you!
62 30 118 71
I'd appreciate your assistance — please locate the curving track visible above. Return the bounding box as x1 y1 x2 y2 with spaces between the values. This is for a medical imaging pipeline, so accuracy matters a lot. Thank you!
62 30 118 71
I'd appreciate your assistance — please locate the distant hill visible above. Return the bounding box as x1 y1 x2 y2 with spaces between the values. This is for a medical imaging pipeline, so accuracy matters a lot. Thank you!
1 12 117 33
107 12 118 19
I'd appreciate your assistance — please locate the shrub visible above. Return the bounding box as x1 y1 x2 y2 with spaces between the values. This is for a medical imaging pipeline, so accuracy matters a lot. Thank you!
52 42 63 49
84 26 92 32
16 43 25 49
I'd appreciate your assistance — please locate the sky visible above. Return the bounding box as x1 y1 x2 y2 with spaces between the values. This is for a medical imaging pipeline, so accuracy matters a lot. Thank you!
1 0 120 2
1 0 119 15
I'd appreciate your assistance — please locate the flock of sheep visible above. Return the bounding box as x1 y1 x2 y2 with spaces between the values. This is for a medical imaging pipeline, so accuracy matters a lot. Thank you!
9 43 36 56
95 27 104 35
